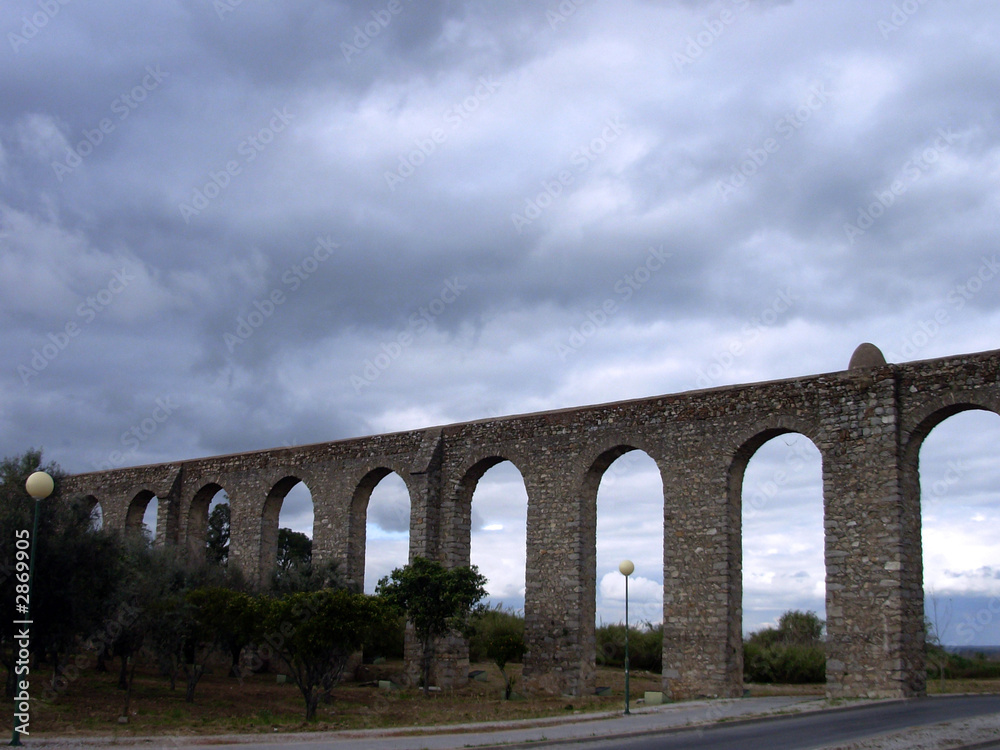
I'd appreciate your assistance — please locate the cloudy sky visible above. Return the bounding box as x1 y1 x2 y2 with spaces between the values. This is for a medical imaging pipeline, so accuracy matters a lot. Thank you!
2 1 998 643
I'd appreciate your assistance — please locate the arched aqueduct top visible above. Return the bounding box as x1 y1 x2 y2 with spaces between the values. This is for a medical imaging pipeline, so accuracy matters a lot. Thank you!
61 345 999 702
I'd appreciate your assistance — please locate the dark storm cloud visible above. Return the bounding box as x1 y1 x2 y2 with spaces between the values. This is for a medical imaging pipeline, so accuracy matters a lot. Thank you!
1 0 997 626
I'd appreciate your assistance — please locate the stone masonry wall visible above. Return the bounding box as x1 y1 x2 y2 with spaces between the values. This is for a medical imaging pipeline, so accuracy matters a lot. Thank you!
62 347 1000 699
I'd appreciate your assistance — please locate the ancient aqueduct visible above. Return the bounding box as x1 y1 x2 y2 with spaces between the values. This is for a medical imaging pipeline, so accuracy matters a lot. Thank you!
64 344 999 699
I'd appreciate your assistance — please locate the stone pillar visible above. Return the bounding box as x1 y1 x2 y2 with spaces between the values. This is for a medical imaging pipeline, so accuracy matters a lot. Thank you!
899 447 927 695
522 460 592 696
822 370 924 698
102 492 130 536
661 457 742 700
309 475 352 582
155 470 183 548
401 434 461 689
153 492 179 548
225 484 259 587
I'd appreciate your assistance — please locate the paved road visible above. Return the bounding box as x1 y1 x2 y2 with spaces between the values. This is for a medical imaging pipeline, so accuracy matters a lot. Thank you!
26 695 1000 750
572 694 1000 750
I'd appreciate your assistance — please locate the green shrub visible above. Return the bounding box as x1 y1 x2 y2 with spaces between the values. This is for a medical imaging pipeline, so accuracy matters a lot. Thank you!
468 606 525 663
743 610 826 684
363 613 406 661
744 642 825 683
596 622 663 672
926 646 1000 680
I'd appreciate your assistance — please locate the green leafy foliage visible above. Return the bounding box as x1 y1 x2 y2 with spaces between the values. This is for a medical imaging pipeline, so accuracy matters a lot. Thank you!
363 613 406 662
277 528 312 571
743 610 826 684
595 622 663 672
205 503 230 565
257 588 392 720
267 527 344 595
469 606 525 699
468 606 524 662
0 450 126 698
116 546 231 701
376 557 487 695
187 587 260 678
926 643 1000 680
268 558 347 595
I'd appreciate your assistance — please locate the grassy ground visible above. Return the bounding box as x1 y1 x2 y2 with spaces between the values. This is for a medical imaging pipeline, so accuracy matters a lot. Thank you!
926 677 1000 695
4 658 997 738
3 660 664 738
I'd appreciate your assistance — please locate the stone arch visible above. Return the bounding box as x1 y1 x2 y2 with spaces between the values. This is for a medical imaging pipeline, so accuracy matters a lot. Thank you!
903 393 1000 472
579 441 667 694
125 489 157 537
900 395 1000 680
590 443 666 672
727 414 822 472
260 475 313 586
727 418 823 529
348 467 414 591
446 455 528 568
187 482 228 560
428 453 529 689
723 416 825 693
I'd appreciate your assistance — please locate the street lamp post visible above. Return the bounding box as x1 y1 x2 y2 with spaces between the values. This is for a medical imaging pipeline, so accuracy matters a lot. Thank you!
10 471 53 747
619 559 634 716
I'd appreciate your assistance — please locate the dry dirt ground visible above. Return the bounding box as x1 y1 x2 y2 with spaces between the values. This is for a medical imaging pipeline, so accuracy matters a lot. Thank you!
5 660 662 738
5 657 998 741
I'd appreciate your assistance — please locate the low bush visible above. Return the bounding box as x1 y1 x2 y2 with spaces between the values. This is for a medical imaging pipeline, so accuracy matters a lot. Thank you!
743 610 826 684
468 606 524 663
744 642 825 683
927 646 1000 680
596 622 663 672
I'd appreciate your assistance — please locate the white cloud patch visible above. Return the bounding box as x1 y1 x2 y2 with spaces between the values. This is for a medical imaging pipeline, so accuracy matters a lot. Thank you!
12 113 69 162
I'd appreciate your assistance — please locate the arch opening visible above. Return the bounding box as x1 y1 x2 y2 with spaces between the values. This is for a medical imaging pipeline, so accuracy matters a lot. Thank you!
84 495 103 531
918 408 1000 652
738 432 825 638
188 483 230 564
466 459 528 613
261 476 314 587
125 490 158 544
354 470 410 594
592 447 664 675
